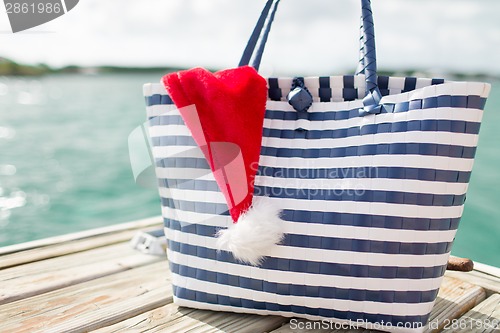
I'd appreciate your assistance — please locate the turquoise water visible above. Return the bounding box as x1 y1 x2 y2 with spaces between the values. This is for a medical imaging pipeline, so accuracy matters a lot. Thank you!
0 74 162 245
0 74 498 267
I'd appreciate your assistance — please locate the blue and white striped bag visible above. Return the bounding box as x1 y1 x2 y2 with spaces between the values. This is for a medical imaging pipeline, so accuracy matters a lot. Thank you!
143 1 490 331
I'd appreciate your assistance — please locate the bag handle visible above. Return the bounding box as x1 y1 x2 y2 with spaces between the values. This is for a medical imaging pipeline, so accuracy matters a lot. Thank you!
239 0 384 115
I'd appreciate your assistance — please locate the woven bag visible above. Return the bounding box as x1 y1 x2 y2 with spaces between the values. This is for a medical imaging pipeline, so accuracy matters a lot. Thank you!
142 1 490 331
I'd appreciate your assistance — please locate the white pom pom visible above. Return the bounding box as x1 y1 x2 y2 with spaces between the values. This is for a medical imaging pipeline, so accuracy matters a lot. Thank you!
216 198 285 266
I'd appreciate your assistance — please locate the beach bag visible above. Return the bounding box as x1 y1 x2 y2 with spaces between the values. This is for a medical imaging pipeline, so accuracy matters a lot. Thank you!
142 0 490 331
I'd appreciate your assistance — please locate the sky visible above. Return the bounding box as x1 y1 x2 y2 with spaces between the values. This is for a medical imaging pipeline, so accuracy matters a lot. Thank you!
1 0 500 76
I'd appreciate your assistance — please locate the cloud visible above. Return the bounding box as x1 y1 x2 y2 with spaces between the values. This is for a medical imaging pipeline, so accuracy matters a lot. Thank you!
0 0 499 74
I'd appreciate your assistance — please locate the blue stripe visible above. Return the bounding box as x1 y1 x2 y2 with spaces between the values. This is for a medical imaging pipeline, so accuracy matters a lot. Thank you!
167 240 448 279
255 186 465 206
146 93 486 117
150 137 477 159
173 286 430 326
151 121 480 147
148 115 186 126
160 198 229 215
163 208 460 232
155 159 471 183
165 218 452 255
169 262 439 303
150 136 194 147
264 96 485 121
158 174 468 198
258 166 470 183
156 157 210 169
149 114 481 136
159 178 220 192
263 120 481 136
318 76 331 102
268 77 282 101
152 136 197 147
403 77 417 93
145 94 174 106
261 143 476 159
343 75 355 88
160 182 465 207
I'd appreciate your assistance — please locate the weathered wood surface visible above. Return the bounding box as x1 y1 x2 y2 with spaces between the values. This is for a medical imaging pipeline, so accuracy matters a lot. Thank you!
0 217 499 333
93 303 287 333
0 262 171 333
423 277 485 333
0 243 162 305
0 216 162 269
446 268 500 297
448 293 500 333
0 216 162 256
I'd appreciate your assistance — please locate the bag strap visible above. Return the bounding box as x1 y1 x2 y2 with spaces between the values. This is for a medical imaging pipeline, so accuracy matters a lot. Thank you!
239 0 384 115
238 0 278 68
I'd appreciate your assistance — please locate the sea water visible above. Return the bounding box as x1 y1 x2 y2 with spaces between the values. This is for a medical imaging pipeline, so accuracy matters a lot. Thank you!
0 73 498 267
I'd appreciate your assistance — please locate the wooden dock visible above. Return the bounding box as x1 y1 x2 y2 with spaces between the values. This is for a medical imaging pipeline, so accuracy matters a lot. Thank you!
0 217 499 332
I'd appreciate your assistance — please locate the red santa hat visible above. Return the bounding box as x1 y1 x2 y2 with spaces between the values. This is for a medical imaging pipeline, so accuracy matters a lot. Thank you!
162 66 284 266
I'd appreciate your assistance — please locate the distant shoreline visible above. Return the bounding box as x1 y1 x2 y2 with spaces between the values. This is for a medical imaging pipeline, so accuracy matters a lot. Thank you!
0 57 182 76
0 56 497 81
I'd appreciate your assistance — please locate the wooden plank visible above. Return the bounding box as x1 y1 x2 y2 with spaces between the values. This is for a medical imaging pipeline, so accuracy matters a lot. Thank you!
0 225 162 270
446 270 500 297
266 276 485 333
270 319 366 333
0 261 172 333
0 243 133 281
0 243 163 305
0 216 162 256
423 276 486 333
448 294 500 333
474 262 500 279
92 302 287 333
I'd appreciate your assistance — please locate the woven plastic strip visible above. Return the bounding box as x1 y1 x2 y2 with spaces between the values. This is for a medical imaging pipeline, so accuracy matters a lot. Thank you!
238 0 275 68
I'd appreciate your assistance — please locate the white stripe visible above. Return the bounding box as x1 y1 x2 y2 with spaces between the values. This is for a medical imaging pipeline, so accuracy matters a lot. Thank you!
157 173 467 196
283 222 457 243
166 229 450 267
149 124 478 147
155 167 213 180
156 168 468 195
159 188 226 204
173 298 426 333
263 131 478 148
262 108 483 131
162 206 230 227
255 176 468 195
259 154 474 172
149 125 191 137
167 249 445 292
143 83 168 96
152 146 204 159
152 147 474 173
171 273 435 316
268 196 463 219
146 104 179 118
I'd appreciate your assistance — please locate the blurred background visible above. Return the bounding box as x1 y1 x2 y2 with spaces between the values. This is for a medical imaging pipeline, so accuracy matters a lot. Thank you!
1 0 499 266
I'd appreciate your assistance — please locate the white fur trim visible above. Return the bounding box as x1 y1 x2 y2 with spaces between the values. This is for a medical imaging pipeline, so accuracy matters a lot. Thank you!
216 198 285 266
